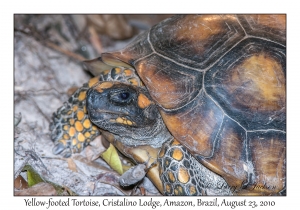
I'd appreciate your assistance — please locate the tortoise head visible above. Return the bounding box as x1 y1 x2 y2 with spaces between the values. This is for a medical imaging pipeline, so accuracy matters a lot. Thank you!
86 81 172 148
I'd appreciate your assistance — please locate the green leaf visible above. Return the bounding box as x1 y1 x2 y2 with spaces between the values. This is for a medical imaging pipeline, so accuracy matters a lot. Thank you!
101 144 123 175
24 165 44 187
21 165 77 195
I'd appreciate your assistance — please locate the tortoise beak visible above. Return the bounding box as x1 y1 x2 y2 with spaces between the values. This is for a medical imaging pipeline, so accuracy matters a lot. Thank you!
86 88 102 122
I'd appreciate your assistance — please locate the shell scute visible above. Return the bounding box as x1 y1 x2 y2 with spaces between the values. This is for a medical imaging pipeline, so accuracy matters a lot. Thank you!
160 92 224 157
205 38 286 131
150 14 246 69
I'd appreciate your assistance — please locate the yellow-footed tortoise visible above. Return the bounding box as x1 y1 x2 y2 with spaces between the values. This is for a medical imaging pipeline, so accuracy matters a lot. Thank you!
50 14 286 196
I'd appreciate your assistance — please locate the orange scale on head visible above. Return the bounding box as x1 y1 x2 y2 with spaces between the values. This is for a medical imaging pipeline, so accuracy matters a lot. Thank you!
78 91 86 101
94 82 114 93
137 93 153 109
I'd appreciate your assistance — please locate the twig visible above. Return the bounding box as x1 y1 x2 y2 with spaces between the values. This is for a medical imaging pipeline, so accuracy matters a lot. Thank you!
44 41 85 62
88 26 103 54
14 27 86 62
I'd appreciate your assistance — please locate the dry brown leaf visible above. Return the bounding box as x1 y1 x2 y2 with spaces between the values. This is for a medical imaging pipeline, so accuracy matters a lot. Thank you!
84 146 95 162
67 86 79 96
85 136 106 162
96 172 131 196
67 158 78 172
14 182 57 196
14 175 28 190
72 154 116 172
119 164 146 187
89 135 105 149
86 15 134 40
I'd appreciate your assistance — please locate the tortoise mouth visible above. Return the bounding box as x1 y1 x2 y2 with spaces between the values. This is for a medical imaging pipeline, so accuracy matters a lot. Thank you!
88 107 128 119
89 108 128 116
87 107 133 126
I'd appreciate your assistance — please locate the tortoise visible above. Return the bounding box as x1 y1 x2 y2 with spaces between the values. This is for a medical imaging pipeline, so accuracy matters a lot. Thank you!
50 14 286 196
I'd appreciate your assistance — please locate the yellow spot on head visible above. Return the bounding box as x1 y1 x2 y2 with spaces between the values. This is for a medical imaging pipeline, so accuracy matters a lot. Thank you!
77 133 85 142
92 125 98 130
115 117 134 126
67 110 72 115
178 167 190 184
69 127 76 137
83 119 91 129
83 105 87 113
128 78 139 86
78 91 86 101
77 110 85 121
75 121 83 132
137 93 152 109
94 82 114 93
88 76 100 88
116 117 124 124
77 144 81 149
63 125 69 131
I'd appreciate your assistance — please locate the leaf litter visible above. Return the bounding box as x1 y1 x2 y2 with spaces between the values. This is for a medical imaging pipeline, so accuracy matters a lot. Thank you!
14 14 169 196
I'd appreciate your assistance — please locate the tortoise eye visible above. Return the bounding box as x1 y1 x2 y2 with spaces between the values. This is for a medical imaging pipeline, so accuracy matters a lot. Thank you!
109 89 134 105
119 92 130 100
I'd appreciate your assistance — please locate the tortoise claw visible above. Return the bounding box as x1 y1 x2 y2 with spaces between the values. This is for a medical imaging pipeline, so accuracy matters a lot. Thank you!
52 142 66 155
61 149 72 158
52 143 72 158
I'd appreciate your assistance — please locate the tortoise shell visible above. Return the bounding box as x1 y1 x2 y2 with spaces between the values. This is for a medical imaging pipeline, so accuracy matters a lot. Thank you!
95 15 286 195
